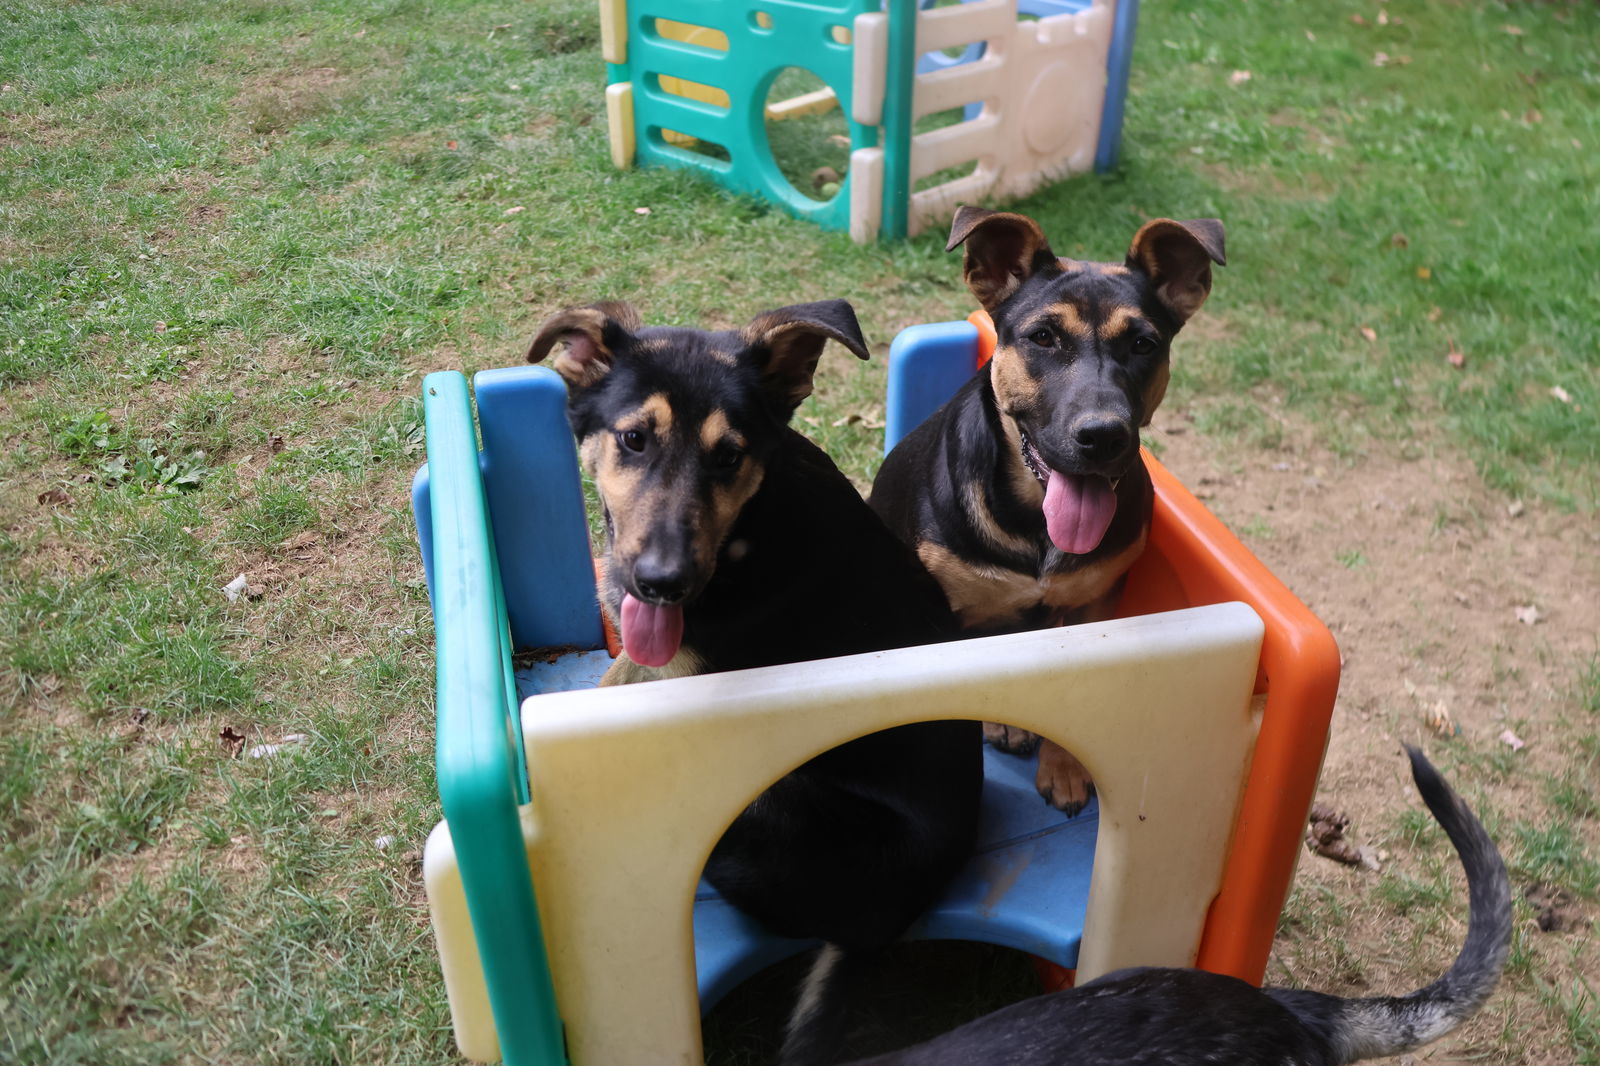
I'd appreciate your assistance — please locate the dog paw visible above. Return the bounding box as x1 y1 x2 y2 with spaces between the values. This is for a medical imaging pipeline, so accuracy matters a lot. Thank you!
1036 743 1095 816
983 721 1041 756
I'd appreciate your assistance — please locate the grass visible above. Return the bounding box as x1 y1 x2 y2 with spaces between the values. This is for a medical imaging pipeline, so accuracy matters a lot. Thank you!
1 0 1597 1063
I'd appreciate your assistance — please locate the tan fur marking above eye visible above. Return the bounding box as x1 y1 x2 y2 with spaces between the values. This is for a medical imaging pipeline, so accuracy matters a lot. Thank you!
1045 303 1091 340
917 542 1041 629
699 409 745 452
1040 531 1147 611
1141 362 1171 426
962 480 1033 555
637 392 673 441
1099 306 1149 340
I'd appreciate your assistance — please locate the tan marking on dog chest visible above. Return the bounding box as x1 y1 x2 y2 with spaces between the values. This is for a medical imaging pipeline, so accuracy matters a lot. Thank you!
601 647 707 685
962 479 1033 555
1040 531 1148 611
918 542 1041 629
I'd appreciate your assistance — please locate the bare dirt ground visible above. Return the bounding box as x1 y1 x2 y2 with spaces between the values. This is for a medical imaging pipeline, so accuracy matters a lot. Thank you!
1147 405 1599 1064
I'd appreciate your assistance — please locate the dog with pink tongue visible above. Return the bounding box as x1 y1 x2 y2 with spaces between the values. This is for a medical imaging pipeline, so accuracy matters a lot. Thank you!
870 207 1225 814
528 298 982 1066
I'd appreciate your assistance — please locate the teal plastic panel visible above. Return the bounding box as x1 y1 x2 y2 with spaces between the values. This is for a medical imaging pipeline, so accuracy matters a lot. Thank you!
608 0 878 230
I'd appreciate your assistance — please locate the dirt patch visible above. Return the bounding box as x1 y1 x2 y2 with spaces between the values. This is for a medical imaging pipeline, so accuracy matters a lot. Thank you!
1146 408 1599 1064
233 66 350 135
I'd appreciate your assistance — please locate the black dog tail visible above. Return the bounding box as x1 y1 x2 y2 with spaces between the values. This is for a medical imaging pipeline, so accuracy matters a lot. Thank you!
1273 745 1513 1063
779 943 866 1066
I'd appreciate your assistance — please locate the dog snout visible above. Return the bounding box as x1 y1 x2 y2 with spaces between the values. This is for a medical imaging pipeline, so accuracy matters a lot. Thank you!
1070 415 1132 462
632 552 693 605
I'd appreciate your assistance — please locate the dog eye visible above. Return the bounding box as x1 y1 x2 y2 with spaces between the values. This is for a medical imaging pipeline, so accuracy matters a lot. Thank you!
710 444 744 471
1130 336 1157 356
1028 328 1055 348
617 429 647 453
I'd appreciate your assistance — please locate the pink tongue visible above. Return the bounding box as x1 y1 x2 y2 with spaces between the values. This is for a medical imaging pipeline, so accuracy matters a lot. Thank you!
1043 471 1117 554
620 593 684 668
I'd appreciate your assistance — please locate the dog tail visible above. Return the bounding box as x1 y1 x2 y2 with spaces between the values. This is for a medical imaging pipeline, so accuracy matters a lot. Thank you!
1271 745 1512 1063
779 943 865 1066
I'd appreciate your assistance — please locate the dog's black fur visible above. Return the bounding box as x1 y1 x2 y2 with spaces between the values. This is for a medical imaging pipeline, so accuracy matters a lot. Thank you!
870 207 1225 813
843 747 1511 1066
527 299 983 1066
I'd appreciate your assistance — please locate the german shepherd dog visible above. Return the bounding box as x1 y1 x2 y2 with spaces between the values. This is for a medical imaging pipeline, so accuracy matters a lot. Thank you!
871 207 1226 813
843 747 1510 1065
527 299 983 1065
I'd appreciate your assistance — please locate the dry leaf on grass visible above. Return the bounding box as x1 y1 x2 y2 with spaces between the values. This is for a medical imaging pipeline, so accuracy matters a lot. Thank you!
1306 804 1380 870
220 726 246 757
37 488 74 506
1359 325 1378 342
1446 339 1464 368
1425 700 1457 737
503 205 526 216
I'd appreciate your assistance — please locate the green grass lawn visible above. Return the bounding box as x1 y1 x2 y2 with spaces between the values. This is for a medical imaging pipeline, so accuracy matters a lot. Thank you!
1 0 1596 1063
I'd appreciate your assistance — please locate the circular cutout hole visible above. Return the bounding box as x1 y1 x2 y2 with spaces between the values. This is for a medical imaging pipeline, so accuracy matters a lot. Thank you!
763 67 850 203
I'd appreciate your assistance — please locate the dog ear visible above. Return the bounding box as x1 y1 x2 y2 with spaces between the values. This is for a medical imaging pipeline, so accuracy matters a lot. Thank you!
1125 219 1226 322
741 299 870 412
526 302 642 388
946 206 1060 311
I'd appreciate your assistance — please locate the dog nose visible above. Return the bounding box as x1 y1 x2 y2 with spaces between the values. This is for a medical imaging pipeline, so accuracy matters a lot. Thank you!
633 557 692 605
1071 416 1132 460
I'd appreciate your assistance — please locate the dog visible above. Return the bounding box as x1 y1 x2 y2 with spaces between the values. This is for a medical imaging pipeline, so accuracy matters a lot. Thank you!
843 746 1511 1065
527 299 983 1066
870 207 1226 813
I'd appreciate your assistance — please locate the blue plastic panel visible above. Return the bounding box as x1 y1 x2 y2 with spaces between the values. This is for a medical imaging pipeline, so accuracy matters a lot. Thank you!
474 367 606 652
1095 0 1139 172
885 321 983 453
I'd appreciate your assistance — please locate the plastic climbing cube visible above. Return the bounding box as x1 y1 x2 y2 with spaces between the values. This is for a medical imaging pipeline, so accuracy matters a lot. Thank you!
410 322 1340 1063
600 0 1141 243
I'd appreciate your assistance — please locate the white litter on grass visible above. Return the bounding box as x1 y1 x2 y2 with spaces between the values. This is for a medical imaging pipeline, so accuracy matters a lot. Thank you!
223 574 249 601
1498 729 1526 752
247 733 309 759
374 834 397 850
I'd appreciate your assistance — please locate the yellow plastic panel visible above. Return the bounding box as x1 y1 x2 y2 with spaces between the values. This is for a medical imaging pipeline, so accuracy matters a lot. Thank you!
605 82 635 169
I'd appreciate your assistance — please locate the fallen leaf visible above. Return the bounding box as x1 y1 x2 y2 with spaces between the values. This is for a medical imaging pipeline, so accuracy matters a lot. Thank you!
220 726 246 757
633 206 651 215
446 140 458 150
353 28 366 38
269 433 286 453
1305 30 1316 41
1501 24 1525 36
1377 9 1389 25
37 488 74 506
1523 109 1543 125
1425 700 1457 737
1507 500 1525 518
1550 385 1572 404
828 134 851 149
1514 604 1542 625
154 321 168 333
1229 70 1252 86
1446 339 1464 368
1426 305 1443 322
1359 325 1378 342
1351 13 1368 25
1498 729 1525 752
1390 232 1409 248
503 205 526 216
1416 266 1431 279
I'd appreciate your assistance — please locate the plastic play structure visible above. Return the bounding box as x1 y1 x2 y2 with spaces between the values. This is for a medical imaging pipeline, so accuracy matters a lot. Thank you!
411 311 1341 1065
600 0 1140 242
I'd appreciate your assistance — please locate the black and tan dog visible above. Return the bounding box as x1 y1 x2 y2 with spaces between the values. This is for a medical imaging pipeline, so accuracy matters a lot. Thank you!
870 207 1225 813
527 299 982 1066
842 746 1511 1065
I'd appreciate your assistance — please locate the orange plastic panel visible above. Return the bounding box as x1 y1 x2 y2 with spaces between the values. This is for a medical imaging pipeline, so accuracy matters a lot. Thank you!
966 308 1340 984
